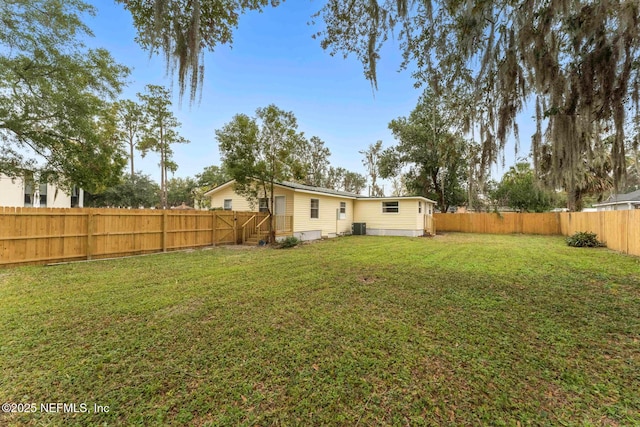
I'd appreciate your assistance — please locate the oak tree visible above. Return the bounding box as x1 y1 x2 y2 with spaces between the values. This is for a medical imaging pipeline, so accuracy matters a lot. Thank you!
1 0 130 192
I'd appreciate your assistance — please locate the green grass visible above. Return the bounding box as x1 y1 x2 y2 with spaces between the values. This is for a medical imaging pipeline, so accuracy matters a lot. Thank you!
1 234 639 426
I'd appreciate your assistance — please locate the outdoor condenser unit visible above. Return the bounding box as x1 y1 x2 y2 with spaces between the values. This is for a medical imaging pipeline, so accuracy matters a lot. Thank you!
352 222 366 235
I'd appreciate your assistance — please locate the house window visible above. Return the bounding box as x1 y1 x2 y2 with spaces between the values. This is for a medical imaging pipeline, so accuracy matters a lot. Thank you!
258 198 269 213
428 206 432 215
382 201 399 213
71 186 80 208
39 183 47 207
223 199 232 210
339 202 346 220
418 201 422 213
24 183 33 207
310 198 319 219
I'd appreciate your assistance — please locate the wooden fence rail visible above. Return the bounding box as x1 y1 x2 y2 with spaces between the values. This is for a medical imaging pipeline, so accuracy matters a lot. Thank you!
0 207 269 267
434 211 640 257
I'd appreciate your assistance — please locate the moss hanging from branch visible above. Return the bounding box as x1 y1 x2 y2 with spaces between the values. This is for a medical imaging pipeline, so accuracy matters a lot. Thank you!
315 0 640 210
120 0 281 104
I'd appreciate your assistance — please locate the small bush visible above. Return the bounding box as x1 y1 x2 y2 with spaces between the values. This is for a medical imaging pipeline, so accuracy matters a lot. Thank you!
566 231 604 248
277 236 301 249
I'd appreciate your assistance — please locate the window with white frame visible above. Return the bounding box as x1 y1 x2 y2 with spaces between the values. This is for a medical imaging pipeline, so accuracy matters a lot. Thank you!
382 201 399 213
258 198 269 213
223 199 232 210
71 186 80 208
339 202 346 219
24 183 33 207
310 198 319 219
428 206 432 215
418 201 422 213
38 183 47 207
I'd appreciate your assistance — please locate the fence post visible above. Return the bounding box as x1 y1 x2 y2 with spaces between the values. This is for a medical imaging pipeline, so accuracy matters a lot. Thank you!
162 210 168 252
233 211 238 244
211 211 217 246
86 209 94 260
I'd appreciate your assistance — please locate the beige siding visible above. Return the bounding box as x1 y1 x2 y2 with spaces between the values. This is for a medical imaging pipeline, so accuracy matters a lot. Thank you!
210 185 254 211
209 184 295 215
293 192 354 236
354 199 423 230
0 174 25 207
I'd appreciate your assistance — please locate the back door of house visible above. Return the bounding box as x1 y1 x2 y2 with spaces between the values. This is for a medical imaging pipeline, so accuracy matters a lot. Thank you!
275 196 286 231
275 196 285 216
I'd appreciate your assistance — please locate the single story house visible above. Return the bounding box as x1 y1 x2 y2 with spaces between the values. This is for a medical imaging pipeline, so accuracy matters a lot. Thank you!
593 189 640 211
204 180 436 241
0 173 83 208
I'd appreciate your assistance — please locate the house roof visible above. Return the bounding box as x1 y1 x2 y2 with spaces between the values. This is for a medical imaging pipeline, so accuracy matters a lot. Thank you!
277 180 361 198
594 189 640 206
204 179 437 204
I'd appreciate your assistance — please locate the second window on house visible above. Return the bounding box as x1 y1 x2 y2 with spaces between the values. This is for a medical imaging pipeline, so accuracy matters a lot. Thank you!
382 201 399 213
310 198 319 218
223 199 232 210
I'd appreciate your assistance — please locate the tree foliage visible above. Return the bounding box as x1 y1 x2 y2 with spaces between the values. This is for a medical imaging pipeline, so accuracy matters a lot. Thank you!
301 136 331 187
86 172 160 208
492 162 553 213
166 176 198 207
138 84 189 209
294 136 365 193
118 0 282 103
382 91 468 213
324 166 367 194
623 152 640 193
315 0 640 210
538 135 614 210
360 141 385 196
193 164 230 209
0 0 130 192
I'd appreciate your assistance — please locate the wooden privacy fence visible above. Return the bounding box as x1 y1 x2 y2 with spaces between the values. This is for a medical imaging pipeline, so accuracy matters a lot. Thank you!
434 211 640 257
0 208 270 267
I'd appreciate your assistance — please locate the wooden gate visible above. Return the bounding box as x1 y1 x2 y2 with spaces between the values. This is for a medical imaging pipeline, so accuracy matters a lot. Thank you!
214 211 235 244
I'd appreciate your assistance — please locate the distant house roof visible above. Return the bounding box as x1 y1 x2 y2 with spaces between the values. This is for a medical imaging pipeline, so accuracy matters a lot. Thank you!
203 179 437 203
594 189 640 207
170 202 195 210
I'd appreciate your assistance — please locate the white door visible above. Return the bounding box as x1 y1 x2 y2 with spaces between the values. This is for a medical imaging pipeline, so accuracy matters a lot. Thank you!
274 196 286 231
274 196 285 215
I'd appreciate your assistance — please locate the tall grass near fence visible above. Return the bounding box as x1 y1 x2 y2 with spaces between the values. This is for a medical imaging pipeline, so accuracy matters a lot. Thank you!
0 208 269 267
434 211 640 257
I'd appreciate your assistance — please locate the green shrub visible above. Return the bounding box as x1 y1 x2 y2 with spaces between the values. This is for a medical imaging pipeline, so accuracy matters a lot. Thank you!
566 231 604 248
277 236 301 249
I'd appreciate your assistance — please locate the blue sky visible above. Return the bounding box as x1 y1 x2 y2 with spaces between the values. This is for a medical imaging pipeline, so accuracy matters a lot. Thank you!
86 1 527 188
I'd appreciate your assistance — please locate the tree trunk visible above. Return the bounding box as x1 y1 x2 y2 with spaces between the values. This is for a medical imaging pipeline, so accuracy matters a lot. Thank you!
269 179 276 243
160 125 167 209
567 188 584 212
130 139 135 177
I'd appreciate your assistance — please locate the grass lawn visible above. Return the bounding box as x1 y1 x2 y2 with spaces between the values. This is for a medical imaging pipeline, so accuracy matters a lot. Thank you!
1 234 639 426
